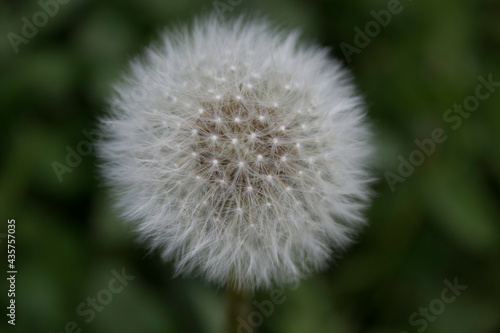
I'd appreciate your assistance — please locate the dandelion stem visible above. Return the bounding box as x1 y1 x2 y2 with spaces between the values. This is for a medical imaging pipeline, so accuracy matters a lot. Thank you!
226 289 253 333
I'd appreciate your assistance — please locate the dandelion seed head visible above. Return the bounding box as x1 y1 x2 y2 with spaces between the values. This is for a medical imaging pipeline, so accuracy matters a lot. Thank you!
97 15 373 291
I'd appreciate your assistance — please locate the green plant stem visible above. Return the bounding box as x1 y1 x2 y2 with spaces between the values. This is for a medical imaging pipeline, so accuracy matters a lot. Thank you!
226 289 253 333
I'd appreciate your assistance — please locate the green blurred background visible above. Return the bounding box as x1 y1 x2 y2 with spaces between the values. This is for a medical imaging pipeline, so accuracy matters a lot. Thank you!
1 0 500 332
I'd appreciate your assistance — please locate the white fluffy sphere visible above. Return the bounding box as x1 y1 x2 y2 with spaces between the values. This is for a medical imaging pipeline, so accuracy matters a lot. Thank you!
98 16 373 290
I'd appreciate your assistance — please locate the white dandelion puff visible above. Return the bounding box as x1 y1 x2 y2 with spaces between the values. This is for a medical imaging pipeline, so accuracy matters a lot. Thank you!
97 15 373 291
